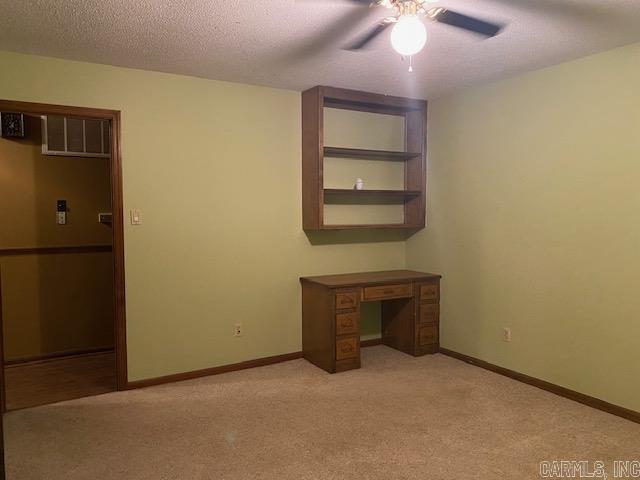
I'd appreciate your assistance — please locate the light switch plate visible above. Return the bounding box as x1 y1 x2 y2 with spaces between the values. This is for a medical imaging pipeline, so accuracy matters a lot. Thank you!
130 209 142 225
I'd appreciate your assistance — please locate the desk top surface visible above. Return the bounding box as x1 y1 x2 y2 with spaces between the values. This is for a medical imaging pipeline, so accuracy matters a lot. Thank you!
300 270 441 288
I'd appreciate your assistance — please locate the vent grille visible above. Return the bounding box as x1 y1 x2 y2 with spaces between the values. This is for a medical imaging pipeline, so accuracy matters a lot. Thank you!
42 115 111 158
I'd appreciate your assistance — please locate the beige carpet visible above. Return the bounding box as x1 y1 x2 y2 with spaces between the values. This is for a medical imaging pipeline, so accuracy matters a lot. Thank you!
5 346 639 480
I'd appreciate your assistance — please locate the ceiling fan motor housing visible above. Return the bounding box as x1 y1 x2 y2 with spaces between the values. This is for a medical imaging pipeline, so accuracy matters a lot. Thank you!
346 0 503 51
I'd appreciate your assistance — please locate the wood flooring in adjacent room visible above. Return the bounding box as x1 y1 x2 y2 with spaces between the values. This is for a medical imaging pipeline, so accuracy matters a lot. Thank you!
4 351 116 411
4 346 640 480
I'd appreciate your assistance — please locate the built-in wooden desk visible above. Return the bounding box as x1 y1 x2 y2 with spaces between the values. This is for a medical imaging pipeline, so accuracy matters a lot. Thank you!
300 270 441 373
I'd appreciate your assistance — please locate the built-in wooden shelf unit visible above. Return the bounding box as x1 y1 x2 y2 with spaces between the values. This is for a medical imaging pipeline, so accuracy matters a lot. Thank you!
302 86 427 231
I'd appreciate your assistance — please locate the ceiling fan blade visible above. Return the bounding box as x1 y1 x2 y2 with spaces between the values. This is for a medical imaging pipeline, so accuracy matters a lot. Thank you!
344 20 392 50
485 0 611 20
427 8 503 37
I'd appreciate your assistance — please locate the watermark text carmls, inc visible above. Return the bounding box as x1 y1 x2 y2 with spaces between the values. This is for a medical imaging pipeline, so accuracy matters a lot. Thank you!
539 460 640 479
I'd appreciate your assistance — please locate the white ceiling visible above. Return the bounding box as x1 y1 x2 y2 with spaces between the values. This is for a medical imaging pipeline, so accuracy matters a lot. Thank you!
1 0 640 99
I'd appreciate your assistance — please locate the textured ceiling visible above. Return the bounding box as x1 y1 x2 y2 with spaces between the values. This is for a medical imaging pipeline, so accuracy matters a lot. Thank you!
1 0 640 98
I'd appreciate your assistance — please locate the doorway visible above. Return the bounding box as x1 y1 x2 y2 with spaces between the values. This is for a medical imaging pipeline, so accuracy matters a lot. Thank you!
0 100 127 417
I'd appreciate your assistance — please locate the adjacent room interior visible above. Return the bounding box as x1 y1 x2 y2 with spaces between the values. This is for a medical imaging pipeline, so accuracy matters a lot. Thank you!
0 113 116 411
0 1 639 479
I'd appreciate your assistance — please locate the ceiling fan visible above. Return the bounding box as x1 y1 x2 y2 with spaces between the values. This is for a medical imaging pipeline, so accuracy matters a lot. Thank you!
329 0 505 57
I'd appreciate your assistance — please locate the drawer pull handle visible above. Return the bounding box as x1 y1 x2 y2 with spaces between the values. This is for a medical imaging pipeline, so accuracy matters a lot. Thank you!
341 320 352 327
383 289 394 294
340 344 354 353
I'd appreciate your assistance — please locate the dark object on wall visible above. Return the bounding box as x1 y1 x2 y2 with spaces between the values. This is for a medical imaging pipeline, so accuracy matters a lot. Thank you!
56 199 68 225
1 112 25 138
98 213 113 225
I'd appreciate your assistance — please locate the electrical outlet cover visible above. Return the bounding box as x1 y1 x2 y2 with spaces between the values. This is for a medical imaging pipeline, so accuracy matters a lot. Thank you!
503 328 511 342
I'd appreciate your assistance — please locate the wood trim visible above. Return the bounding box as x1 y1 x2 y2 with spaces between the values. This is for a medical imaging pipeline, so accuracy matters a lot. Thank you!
4 346 115 367
360 338 382 348
0 265 6 415
440 348 640 425
127 340 386 390
0 99 128 396
0 245 112 256
0 269 4 479
126 352 304 389
0 100 119 119
301 86 323 230
110 110 128 391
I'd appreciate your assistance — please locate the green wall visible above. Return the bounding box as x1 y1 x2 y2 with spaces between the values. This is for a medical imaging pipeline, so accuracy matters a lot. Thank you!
406 42 640 412
0 51 403 381
2 43 640 412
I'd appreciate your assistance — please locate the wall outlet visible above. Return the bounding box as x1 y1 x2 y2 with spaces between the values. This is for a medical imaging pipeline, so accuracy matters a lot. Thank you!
502 327 512 342
234 323 242 337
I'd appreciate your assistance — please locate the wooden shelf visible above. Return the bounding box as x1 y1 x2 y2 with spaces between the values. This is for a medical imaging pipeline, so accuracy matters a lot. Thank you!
320 224 422 230
324 189 421 198
324 147 420 161
302 86 427 231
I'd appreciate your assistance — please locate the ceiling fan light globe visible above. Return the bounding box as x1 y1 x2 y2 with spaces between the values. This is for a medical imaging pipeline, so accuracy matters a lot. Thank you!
390 15 427 56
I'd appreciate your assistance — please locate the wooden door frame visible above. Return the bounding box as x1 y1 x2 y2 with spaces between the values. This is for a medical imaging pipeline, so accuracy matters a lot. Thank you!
0 99 128 394
0 267 4 480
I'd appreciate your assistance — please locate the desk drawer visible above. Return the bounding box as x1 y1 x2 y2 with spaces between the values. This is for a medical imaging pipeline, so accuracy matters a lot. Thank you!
336 312 358 336
420 283 439 302
336 337 359 361
419 303 439 324
418 325 438 346
335 292 358 310
362 283 413 301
